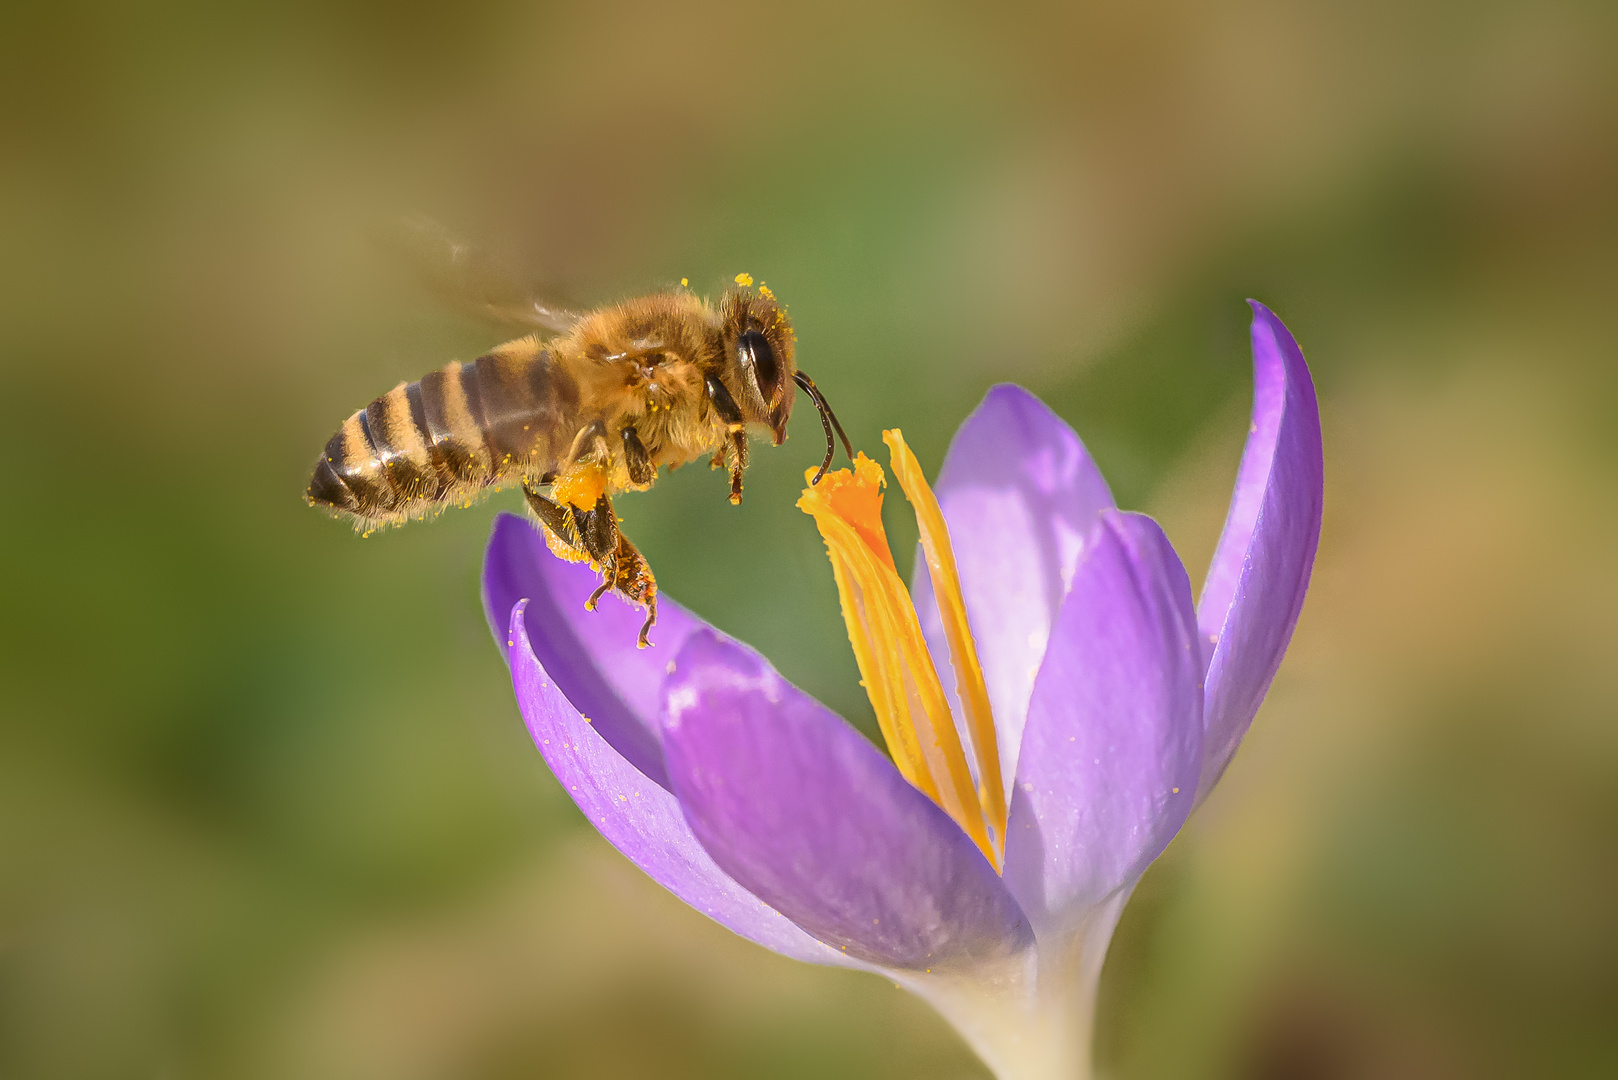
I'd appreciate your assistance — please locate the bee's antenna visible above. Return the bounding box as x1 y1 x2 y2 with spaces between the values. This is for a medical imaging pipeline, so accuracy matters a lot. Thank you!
794 371 855 485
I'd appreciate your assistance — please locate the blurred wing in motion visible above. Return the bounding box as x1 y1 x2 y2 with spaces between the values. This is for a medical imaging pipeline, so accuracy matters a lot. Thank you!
386 215 585 335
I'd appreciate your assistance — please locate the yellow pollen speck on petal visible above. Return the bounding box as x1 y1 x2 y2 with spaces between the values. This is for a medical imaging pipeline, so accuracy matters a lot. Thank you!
734 272 754 287
798 442 1004 869
1173 787 1180 794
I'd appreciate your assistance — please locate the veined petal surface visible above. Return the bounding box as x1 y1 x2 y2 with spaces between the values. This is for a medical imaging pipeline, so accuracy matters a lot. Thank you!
1003 512 1203 933
1196 303 1324 799
505 602 854 966
484 513 706 790
913 386 1115 804
660 630 1032 971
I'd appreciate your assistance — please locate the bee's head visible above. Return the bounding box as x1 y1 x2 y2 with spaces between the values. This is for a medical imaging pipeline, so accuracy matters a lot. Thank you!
719 283 796 445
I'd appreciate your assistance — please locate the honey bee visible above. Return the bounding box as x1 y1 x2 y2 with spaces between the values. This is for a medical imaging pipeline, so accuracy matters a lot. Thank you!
305 270 852 648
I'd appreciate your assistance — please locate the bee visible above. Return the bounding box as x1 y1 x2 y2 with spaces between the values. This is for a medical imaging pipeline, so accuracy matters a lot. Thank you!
305 270 853 648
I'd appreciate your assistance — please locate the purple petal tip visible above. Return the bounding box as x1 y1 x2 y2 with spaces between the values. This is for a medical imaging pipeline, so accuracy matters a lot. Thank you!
1195 303 1323 800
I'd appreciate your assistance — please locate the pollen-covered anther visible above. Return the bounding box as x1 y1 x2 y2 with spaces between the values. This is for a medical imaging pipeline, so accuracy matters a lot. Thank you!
797 439 1005 868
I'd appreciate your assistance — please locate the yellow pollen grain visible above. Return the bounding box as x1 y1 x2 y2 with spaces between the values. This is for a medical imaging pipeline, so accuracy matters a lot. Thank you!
798 450 1001 868
734 272 754 287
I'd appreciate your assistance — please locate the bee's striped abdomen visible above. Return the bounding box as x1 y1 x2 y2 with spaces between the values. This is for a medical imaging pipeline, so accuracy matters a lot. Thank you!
306 337 579 528
418 362 491 485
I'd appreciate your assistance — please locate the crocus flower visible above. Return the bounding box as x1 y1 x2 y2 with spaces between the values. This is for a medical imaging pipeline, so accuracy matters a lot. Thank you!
482 301 1322 1080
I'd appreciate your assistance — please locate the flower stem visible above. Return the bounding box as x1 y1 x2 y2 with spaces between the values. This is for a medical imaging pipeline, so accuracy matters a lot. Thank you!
901 893 1129 1080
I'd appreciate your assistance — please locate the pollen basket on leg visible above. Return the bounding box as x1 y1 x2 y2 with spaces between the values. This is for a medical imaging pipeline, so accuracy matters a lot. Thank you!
553 459 609 510
798 454 997 868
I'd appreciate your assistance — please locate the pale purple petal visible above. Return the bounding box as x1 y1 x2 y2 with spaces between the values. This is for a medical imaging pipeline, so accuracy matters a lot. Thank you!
1195 303 1324 799
660 630 1032 971
1003 512 1203 934
505 601 856 966
483 513 708 790
912 385 1115 806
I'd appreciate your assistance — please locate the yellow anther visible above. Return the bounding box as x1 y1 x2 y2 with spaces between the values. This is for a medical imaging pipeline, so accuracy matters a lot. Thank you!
883 430 1006 855
798 446 1002 868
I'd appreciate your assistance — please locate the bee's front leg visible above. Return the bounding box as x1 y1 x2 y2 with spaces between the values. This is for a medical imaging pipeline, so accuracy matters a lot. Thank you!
726 432 748 505
704 374 748 505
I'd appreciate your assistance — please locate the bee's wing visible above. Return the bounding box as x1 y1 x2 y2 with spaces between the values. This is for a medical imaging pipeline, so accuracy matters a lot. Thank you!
386 215 585 335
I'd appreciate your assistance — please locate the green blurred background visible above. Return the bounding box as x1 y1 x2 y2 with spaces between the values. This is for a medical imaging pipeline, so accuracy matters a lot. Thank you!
2 1 1615 1077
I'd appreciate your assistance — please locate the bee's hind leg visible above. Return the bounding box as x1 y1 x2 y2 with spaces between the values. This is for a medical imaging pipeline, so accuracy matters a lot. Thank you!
522 483 617 609
524 484 659 647
609 531 659 648
523 483 589 562
576 494 660 647
567 492 622 612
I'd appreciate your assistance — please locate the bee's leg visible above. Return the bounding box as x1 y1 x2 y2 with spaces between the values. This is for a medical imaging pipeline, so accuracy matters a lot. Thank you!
527 481 655 644
621 425 655 488
568 492 623 612
567 491 660 645
564 420 611 467
726 431 749 505
704 375 748 505
523 483 590 563
609 530 659 648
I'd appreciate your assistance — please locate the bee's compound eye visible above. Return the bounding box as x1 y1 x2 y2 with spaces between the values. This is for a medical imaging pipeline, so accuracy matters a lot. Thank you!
737 330 782 406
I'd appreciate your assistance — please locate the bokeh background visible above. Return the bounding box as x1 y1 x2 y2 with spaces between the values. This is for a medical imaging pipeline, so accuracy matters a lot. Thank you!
2 1 1615 1077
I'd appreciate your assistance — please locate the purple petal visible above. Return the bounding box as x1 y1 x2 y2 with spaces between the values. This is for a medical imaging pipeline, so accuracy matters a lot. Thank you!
660 630 1032 971
1003 512 1203 932
1195 303 1324 799
483 513 708 790
505 601 855 966
912 385 1115 803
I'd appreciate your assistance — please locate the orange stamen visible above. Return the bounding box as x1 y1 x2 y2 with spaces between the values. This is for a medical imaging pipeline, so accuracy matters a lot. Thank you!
883 430 1007 854
798 444 1003 868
